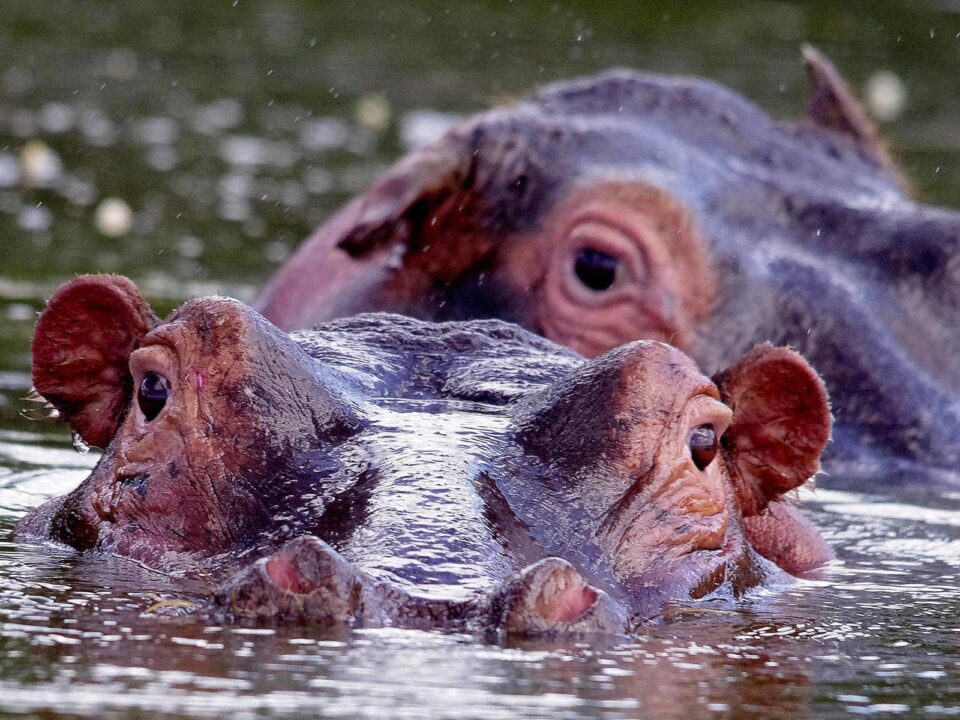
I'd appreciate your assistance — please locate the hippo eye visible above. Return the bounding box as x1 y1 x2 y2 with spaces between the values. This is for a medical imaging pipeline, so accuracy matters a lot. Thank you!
138 372 170 422
689 425 718 470
574 248 619 292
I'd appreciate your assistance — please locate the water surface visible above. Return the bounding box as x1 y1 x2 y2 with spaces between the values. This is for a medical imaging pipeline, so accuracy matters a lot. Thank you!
2 2 960 717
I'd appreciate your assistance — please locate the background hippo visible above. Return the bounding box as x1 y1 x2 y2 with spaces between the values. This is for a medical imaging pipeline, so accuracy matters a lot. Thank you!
256 50 960 482
19 275 831 632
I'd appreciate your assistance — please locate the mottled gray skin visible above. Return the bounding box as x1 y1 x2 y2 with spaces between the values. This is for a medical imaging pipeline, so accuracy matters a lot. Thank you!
20 277 830 634
258 51 960 482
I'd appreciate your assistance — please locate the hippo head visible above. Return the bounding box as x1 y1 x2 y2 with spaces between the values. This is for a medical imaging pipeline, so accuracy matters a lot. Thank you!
506 338 832 618
22 276 360 566
257 49 960 477
21 276 830 628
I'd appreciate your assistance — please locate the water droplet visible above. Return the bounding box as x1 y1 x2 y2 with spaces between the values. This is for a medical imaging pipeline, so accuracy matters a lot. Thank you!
72 432 91 454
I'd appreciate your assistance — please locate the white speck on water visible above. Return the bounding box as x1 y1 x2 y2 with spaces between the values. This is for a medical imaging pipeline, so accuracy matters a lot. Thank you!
303 167 333 194
104 48 138 80
18 204 52 232
865 70 907 122
81 112 117 146
5 302 33 321
94 197 133 237
59 176 97 206
38 103 75 134
399 110 462 151
355 94 391 132
176 236 204 259
146 145 178 172
132 116 179 146
19 140 62 186
220 135 296 168
192 98 244 135
0 152 20 187
298 117 350 151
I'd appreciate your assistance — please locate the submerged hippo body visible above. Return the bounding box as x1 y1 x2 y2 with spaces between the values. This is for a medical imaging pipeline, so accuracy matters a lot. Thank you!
257 50 960 480
20 276 830 632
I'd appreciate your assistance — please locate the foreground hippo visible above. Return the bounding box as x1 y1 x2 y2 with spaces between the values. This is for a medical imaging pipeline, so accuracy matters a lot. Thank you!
257 49 958 480
19 275 830 632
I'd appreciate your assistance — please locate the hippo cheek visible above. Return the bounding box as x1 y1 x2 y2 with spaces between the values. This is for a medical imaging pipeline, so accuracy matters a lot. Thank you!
606 463 740 606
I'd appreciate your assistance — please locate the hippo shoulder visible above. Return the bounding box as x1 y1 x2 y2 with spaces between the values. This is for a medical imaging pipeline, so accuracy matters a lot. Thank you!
290 313 583 404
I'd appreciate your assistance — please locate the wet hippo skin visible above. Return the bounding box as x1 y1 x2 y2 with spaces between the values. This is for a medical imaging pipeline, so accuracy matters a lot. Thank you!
19 275 831 634
257 49 959 481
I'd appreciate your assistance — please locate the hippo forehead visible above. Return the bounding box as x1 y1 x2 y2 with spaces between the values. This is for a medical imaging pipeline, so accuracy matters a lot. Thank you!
467 69 904 236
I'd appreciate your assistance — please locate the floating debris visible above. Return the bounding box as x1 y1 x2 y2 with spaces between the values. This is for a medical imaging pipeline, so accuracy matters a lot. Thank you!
94 197 133 237
865 70 907 122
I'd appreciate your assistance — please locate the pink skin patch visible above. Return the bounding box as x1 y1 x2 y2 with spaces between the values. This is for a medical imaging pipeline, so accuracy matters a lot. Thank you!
538 570 599 623
551 585 598 623
265 554 310 594
194 372 205 393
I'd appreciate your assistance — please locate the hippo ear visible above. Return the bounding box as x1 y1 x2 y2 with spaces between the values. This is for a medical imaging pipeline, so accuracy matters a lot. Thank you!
336 125 475 259
713 344 833 574
801 44 907 190
32 275 158 448
712 343 831 517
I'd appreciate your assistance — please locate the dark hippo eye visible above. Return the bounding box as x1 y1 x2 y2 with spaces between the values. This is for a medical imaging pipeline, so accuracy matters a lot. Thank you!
138 372 170 421
689 425 718 470
574 248 619 291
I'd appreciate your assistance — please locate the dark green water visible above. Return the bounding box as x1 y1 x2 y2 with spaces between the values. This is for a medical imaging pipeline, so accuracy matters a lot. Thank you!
2 2 960 717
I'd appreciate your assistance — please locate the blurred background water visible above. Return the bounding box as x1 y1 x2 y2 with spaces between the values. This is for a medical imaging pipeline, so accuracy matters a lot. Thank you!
2 1 960 718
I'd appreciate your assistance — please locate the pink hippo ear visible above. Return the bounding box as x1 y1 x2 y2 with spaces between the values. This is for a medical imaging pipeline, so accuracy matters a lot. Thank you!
32 275 158 448
713 344 833 573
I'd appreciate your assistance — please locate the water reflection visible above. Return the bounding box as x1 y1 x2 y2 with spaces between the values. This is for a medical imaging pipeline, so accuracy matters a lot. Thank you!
2 431 960 718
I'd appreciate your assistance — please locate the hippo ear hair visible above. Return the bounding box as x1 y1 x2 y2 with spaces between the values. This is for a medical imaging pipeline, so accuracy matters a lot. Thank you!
336 126 475 259
712 343 832 517
32 275 158 448
801 44 908 191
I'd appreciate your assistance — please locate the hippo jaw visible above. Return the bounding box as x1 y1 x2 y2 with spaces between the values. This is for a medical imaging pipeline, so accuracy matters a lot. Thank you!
23 277 360 567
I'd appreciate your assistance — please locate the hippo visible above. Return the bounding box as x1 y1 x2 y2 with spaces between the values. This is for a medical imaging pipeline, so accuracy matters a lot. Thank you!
18 275 831 633
256 49 960 481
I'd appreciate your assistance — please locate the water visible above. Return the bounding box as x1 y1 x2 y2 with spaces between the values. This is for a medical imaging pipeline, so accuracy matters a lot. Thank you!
2 1 960 717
